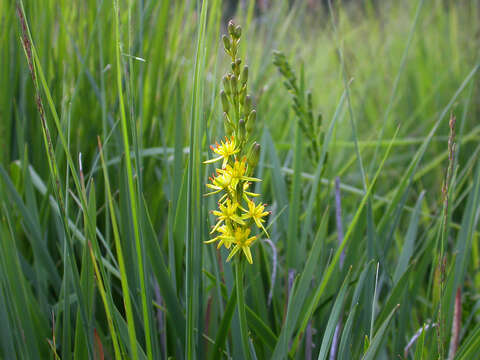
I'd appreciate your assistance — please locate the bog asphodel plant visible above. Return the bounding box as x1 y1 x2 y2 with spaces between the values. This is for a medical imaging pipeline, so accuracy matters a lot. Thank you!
204 20 269 265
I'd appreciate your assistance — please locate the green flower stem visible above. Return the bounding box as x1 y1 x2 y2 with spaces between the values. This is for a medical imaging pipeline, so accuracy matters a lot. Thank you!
235 256 252 360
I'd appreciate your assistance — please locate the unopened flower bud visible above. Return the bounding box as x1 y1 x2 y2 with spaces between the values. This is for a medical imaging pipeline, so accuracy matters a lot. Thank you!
246 109 256 134
234 25 242 39
228 20 235 37
222 75 231 95
222 35 231 51
220 90 229 114
230 75 238 95
239 90 246 107
244 95 252 112
238 119 246 143
247 142 261 169
224 112 234 136
241 65 248 86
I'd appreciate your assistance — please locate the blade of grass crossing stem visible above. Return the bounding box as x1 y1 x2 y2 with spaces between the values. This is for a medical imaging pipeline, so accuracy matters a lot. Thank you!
361 305 400 360
317 267 352 360
98 139 139 360
289 128 399 356
113 0 153 358
186 1 208 358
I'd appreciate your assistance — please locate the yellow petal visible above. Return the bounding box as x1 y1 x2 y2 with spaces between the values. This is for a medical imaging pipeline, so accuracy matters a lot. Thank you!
242 246 253 264
203 156 223 164
226 245 241 262
204 238 218 244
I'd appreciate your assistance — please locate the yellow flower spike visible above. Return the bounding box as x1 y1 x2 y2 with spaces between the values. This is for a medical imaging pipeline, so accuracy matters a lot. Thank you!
210 199 245 234
242 198 270 237
204 136 240 168
226 227 257 264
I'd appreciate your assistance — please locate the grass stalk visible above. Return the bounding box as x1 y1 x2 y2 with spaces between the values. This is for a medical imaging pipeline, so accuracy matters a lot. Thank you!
112 0 153 358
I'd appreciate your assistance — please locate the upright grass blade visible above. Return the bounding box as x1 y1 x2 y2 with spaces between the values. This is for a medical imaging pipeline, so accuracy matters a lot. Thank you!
186 0 208 358
113 0 153 358
317 267 352 360
98 138 139 360
337 304 359 359
393 191 425 284
361 305 400 360
287 118 302 270
87 239 122 360
211 285 237 360
454 323 480 360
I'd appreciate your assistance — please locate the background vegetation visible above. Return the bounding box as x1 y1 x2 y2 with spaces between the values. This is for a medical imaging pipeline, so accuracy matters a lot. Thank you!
0 0 479 359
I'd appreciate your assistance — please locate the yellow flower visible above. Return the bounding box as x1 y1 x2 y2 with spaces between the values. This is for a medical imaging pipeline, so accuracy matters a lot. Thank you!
217 158 260 190
242 182 260 201
204 225 234 249
226 227 257 264
242 199 269 237
205 171 232 199
204 136 239 168
211 199 245 233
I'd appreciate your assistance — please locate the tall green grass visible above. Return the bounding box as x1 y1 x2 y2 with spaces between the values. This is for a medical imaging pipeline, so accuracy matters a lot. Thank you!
1 0 479 358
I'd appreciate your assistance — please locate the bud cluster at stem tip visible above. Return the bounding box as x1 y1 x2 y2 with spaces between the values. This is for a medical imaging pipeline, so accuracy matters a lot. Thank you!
203 21 268 265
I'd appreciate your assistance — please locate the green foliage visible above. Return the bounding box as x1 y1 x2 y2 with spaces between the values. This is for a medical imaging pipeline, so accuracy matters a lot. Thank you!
1 0 480 359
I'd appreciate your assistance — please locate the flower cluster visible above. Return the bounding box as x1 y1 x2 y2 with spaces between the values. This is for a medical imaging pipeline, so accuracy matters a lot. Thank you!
204 139 269 264
204 21 269 265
